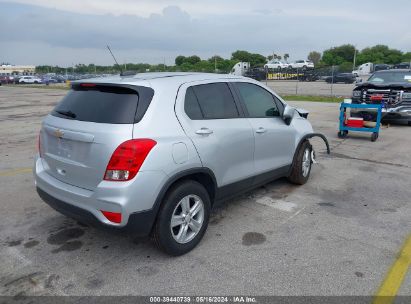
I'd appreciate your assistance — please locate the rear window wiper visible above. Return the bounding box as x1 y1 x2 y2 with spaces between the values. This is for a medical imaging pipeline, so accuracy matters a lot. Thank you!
55 110 77 118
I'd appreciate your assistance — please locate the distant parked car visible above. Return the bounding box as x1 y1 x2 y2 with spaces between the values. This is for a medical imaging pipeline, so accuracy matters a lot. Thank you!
374 64 391 72
13 76 22 84
0 76 11 84
289 60 315 69
394 62 410 69
41 76 58 85
264 60 288 69
19 76 42 84
325 73 356 84
0 75 16 84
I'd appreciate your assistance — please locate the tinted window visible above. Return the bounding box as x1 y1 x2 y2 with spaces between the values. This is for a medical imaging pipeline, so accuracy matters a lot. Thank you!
192 83 239 119
235 83 280 117
52 85 139 124
184 87 203 120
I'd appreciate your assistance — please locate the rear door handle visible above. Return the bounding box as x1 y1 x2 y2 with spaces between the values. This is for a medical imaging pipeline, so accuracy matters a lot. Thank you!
195 128 213 135
256 127 267 134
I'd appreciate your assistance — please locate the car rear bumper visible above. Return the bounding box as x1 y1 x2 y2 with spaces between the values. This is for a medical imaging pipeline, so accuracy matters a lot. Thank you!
36 187 156 236
34 156 167 236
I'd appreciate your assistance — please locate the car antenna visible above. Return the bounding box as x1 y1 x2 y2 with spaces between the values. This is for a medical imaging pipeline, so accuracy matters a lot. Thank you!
107 45 121 72
107 45 137 76
106 45 136 76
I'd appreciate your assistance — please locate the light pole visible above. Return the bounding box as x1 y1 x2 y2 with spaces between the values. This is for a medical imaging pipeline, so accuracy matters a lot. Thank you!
353 48 357 71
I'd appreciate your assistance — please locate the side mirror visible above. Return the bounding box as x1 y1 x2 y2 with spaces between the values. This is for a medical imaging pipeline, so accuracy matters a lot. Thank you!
283 105 295 125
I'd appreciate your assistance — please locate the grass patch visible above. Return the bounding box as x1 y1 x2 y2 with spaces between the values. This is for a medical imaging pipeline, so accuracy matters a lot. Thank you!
281 95 345 103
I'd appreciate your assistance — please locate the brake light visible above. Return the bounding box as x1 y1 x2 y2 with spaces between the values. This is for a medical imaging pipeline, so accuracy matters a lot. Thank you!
104 139 157 181
80 83 96 87
101 210 122 223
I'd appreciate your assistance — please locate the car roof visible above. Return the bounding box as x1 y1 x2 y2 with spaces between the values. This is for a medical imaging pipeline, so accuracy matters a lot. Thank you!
75 72 246 87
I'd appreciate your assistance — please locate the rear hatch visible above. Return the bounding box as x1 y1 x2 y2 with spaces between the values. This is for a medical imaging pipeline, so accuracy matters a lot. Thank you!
40 83 153 191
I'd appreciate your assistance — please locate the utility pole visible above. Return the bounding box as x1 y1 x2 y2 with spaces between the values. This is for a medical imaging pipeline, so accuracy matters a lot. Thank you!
353 48 357 70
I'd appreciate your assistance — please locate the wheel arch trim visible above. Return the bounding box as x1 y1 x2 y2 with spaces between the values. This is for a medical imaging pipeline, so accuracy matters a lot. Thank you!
289 132 330 175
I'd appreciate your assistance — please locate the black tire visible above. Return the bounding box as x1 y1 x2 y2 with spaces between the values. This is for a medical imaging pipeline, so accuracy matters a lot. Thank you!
408 121 411 126
371 132 378 142
338 130 348 138
288 141 312 185
152 180 211 256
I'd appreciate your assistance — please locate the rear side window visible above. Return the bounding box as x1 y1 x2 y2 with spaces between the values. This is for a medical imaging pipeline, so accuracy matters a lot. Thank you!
52 85 139 124
184 87 203 120
235 82 280 117
190 83 239 119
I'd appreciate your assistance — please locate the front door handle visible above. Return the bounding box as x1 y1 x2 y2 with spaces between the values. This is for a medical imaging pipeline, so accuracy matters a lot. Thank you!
256 127 267 134
195 128 213 135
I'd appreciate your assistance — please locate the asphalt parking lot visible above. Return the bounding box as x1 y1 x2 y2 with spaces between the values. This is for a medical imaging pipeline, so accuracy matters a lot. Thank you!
265 80 355 97
0 86 410 297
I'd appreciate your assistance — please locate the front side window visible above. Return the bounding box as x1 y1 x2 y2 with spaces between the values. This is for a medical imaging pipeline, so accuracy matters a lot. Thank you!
188 83 239 119
235 82 280 118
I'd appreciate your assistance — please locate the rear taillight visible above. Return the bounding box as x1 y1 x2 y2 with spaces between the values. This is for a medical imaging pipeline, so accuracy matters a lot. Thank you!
104 139 157 181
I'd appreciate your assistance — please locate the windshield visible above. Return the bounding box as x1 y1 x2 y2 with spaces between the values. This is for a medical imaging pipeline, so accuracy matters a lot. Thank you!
368 71 411 84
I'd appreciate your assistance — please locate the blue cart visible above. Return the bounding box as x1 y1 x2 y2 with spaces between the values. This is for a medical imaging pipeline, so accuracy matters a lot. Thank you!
338 102 383 142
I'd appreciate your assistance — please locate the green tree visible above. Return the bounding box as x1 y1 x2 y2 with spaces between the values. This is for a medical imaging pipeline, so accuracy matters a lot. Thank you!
307 51 321 65
284 53 290 62
185 55 201 65
321 44 356 66
356 45 403 65
402 52 411 62
231 50 266 66
338 62 354 72
175 55 186 66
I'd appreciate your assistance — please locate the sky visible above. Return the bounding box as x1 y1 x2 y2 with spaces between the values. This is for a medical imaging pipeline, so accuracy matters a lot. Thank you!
1 0 410 66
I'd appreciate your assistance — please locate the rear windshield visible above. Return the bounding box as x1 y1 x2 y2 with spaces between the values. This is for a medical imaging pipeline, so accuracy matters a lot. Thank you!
52 85 139 124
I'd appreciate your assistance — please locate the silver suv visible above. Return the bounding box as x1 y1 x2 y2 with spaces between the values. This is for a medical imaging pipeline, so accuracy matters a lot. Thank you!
34 72 329 255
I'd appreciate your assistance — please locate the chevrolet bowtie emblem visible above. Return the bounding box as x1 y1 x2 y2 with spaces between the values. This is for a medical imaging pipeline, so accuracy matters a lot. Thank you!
54 129 64 138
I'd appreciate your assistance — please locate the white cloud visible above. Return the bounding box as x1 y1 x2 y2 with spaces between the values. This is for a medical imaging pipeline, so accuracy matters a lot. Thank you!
0 0 410 65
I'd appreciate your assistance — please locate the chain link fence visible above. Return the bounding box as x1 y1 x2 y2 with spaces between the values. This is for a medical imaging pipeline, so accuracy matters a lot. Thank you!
245 66 367 97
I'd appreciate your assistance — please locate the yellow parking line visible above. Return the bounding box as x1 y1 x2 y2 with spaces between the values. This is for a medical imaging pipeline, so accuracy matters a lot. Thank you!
373 234 411 304
0 168 32 177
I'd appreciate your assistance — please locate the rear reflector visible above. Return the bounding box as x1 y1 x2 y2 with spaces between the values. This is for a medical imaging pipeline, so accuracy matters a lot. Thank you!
101 211 122 223
104 139 157 181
